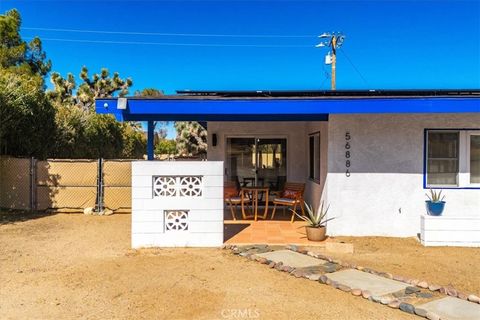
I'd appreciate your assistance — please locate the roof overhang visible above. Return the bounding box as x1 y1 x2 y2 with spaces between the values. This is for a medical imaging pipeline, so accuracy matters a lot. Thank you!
95 96 480 122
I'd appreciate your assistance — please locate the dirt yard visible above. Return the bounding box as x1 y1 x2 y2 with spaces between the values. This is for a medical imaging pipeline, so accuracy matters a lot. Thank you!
1 212 478 320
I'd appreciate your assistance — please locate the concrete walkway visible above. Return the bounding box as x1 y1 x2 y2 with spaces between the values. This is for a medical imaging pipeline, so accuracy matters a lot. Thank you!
327 269 409 297
417 297 480 320
229 244 480 320
256 250 327 268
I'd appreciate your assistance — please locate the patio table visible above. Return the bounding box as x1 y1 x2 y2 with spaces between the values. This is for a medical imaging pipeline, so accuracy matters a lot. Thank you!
240 187 269 221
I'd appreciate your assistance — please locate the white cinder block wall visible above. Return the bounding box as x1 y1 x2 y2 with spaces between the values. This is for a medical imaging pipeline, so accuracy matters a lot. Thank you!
421 215 480 247
326 113 480 238
131 161 224 248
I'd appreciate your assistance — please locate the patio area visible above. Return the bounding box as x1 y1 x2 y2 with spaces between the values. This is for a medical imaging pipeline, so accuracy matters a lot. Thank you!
223 209 331 245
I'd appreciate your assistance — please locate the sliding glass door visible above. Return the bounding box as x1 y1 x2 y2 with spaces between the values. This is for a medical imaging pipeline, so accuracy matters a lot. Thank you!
226 137 287 191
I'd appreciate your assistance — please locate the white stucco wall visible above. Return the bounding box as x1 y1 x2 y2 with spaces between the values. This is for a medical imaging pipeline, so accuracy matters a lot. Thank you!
131 161 223 247
326 113 480 237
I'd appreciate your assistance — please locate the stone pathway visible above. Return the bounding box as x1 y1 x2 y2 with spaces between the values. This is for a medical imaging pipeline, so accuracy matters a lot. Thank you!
226 244 480 320
417 297 480 320
256 250 327 268
327 269 409 297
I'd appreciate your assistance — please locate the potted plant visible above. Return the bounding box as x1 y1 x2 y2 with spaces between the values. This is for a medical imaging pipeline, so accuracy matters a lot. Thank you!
425 189 446 216
293 201 334 241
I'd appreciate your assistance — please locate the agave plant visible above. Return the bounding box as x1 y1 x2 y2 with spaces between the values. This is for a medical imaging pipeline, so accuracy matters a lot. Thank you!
425 189 445 203
292 201 335 228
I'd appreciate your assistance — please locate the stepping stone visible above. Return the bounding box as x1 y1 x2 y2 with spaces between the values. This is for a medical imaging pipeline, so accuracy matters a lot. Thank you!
417 297 480 320
255 250 327 268
327 269 409 297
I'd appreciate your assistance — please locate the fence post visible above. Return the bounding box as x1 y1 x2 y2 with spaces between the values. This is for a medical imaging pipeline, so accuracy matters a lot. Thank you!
29 157 37 211
96 158 104 213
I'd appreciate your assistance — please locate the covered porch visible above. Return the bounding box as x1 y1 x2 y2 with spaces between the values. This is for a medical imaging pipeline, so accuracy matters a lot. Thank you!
95 90 480 248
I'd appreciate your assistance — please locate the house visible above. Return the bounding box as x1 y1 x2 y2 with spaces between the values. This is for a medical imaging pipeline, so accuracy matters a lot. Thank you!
96 89 480 247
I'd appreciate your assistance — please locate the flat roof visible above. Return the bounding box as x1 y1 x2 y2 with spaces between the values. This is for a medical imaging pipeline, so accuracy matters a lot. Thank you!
96 90 480 122
173 89 480 99
109 89 480 101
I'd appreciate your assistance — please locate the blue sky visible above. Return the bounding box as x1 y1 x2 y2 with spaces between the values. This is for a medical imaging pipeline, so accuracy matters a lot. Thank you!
2 0 480 137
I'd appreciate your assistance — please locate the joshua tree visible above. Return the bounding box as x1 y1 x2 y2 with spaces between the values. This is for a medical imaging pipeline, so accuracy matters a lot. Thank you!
174 121 207 156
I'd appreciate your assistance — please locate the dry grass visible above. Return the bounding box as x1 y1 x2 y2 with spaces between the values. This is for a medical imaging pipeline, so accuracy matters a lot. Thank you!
0 212 477 319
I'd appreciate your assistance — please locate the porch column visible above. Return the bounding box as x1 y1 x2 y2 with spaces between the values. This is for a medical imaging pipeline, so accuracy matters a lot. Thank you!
147 120 154 160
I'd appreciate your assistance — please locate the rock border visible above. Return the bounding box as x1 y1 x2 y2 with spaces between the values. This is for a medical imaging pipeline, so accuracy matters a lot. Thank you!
222 244 480 319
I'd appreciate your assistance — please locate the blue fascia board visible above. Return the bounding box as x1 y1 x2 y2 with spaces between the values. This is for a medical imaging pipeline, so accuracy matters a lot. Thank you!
95 97 480 121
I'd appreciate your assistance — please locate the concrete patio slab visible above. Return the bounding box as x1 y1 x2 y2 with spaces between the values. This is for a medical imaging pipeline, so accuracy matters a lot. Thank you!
417 297 480 320
256 250 327 268
327 269 409 296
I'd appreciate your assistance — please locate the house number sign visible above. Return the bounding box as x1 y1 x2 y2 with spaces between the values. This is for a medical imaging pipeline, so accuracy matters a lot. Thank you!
345 131 351 177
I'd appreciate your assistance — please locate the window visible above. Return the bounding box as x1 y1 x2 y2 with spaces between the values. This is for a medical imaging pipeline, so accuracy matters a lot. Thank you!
470 134 480 184
427 131 459 186
426 129 480 188
309 132 320 183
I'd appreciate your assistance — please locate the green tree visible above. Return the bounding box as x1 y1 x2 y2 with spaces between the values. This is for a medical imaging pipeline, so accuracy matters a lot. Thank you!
47 68 145 159
1 9 145 160
48 72 76 106
155 139 176 155
0 9 55 158
135 88 164 97
174 121 207 156
121 123 147 159
0 70 56 158
77 67 132 110
0 9 51 77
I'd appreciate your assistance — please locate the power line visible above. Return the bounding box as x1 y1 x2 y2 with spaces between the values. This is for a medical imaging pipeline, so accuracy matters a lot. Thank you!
22 27 314 38
25 37 312 47
339 47 369 87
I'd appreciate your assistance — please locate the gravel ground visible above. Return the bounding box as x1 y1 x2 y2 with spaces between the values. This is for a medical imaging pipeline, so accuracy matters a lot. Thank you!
0 212 477 319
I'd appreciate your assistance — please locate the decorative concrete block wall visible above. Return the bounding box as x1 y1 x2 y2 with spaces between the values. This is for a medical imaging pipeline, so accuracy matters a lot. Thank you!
131 161 223 248
421 215 480 247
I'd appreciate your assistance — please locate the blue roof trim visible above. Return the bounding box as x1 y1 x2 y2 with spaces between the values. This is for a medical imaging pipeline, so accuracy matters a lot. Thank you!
95 97 480 121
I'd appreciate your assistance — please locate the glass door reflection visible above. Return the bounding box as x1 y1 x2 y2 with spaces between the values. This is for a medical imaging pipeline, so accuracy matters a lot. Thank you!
226 137 287 191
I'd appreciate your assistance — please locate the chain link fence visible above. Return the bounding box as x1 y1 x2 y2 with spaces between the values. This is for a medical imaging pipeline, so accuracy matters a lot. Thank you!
102 159 132 213
0 156 33 210
0 156 134 213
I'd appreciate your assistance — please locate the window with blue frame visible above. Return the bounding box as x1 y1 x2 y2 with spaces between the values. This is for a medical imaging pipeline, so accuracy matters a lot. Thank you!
426 129 480 188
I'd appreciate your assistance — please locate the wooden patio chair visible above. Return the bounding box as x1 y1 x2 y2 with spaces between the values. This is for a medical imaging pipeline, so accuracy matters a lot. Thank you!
224 181 250 220
270 182 306 223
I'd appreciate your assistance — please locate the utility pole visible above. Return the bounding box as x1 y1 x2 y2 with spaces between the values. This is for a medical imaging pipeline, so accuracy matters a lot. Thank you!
316 32 345 90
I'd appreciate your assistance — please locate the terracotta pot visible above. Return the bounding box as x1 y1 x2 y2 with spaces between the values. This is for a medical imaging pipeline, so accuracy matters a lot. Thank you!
305 226 326 241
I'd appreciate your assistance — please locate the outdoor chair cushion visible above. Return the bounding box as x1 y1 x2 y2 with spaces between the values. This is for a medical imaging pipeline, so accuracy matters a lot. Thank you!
282 189 300 199
224 186 238 198
273 197 298 205
227 196 250 203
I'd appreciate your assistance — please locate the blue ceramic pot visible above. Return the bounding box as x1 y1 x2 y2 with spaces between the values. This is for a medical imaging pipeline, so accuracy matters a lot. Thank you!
425 201 445 216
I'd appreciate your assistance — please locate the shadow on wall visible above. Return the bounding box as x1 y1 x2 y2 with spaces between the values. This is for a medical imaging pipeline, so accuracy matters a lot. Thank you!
36 161 60 211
